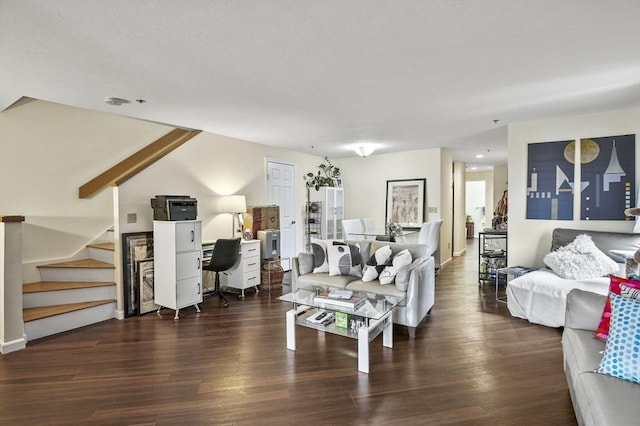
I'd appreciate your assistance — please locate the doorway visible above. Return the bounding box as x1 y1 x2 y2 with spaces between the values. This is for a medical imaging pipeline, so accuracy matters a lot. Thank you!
465 180 486 238
266 160 295 271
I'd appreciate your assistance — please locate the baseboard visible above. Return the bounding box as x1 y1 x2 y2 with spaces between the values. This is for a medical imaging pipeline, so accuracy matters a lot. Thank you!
453 248 467 257
0 336 27 354
115 309 125 320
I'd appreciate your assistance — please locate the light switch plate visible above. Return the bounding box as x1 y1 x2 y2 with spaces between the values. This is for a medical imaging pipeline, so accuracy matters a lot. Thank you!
127 213 137 224
427 207 437 213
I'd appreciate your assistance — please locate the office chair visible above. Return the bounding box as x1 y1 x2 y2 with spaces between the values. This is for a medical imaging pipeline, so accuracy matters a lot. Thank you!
203 238 241 308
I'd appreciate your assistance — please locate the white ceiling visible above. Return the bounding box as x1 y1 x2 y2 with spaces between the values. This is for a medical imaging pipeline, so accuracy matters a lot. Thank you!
2 0 639 169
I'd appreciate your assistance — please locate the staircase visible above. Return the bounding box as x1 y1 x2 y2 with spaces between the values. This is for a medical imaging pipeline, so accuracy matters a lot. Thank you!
23 240 117 341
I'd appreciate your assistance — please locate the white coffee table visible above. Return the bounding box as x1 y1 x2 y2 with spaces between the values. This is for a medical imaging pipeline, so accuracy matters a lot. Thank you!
279 287 404 373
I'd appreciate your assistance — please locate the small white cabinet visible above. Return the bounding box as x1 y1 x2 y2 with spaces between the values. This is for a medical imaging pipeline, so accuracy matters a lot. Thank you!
154 220 203 319
220 239 261 297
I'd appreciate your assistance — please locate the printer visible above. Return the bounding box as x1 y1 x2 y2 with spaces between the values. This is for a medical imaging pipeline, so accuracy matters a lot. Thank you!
150 195 198 221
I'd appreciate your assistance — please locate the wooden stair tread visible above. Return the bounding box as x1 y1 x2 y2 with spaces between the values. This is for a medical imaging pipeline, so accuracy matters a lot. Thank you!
23 300 116 322
37 259 114 269
87 242 114 251
23 281 116 293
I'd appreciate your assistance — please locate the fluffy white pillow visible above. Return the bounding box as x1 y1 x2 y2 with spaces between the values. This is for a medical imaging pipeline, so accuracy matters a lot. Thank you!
362 245 392 282
379 249 412 285
543 234 618 280
310 238 330 273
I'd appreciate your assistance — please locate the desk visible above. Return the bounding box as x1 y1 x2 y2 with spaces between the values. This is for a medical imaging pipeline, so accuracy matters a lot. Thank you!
203 239 261 298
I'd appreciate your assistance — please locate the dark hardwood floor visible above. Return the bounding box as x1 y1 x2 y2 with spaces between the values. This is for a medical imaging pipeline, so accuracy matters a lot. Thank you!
0 240 577 425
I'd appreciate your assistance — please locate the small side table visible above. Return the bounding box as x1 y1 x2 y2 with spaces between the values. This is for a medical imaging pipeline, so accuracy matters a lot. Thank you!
495 266 535 303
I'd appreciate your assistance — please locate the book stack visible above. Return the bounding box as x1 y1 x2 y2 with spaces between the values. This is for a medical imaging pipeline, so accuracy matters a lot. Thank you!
314 292 366 313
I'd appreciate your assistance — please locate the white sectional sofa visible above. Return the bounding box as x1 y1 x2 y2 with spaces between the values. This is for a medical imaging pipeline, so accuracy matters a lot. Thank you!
563 289 640 425
507 228 640 327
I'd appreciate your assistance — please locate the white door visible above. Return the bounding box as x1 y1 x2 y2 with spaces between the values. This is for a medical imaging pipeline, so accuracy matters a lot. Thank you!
267 160 295 271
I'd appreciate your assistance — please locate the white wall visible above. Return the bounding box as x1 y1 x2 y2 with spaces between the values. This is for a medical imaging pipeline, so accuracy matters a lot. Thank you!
440 150 453 264
0 98 325 286
339 147 454 266
452 161 467 256
493 164 508 206
0 98 174 281
508 107 640 268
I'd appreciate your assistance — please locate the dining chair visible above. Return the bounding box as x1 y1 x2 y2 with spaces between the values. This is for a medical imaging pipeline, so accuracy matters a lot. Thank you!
362 218 376 240
341 218 364 240
426 219 444 270
417 221 432 245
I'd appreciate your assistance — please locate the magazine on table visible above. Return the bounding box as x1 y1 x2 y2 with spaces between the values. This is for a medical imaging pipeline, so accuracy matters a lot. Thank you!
305 310 334 326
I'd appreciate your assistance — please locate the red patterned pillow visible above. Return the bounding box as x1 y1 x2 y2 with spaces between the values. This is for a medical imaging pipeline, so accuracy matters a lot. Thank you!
595 275 640 341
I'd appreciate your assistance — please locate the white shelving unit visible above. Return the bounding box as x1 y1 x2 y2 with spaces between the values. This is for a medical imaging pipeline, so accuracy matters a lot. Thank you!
309 187 344 240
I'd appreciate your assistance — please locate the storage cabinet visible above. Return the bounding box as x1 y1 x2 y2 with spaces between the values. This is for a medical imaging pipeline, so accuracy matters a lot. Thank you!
308 187 344 240
220 239 261 298
478 231 507 284
154 220 203 319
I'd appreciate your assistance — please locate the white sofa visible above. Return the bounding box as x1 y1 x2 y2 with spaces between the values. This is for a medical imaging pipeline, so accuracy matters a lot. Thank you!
507 228 640 327
563 289 640 425
291 239 435 338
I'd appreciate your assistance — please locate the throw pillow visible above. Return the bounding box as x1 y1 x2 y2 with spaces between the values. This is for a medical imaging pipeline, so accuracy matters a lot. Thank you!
543 234 618 280
310 238 330 273
597 293 640 384
595 276 640 341
379 249 412 285
327 241 363 277
362 245 392 282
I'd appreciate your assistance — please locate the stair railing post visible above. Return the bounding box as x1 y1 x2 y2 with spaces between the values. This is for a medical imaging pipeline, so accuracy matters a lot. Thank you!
0 215 26 353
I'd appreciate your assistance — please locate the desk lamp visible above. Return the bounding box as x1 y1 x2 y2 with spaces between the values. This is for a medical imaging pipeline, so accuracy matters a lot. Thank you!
218 195 247 238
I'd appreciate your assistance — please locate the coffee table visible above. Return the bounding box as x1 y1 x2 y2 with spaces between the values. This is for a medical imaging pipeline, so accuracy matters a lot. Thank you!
279 286 404 373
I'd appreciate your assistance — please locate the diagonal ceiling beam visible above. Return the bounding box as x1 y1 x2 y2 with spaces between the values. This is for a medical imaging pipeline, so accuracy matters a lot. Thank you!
78 128 202 199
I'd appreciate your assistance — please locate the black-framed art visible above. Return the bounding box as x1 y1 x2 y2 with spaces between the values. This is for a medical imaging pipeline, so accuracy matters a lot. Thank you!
385 178 426 229
138 258 158 315
122 232 153 317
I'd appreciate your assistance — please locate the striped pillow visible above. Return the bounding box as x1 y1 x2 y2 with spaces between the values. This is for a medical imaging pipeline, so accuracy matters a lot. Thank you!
595 276 640 341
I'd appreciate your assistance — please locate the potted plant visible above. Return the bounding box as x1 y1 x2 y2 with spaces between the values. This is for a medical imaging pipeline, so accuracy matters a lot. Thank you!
465 214 474 239
304 157 341 191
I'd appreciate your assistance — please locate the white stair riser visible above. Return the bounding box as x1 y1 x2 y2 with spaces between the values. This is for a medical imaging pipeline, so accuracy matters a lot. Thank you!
25 303 116 341
39 267 114 282
23 286 116 308
88 247 114 263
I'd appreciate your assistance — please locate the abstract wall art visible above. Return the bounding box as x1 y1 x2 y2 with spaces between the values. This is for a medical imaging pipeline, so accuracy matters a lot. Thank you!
580 134 635 220
526 140 575 220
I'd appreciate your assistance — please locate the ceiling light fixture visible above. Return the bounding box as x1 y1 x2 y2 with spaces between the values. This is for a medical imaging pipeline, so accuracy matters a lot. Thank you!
476 154 484 158
355 145 374 158
104 97 130 106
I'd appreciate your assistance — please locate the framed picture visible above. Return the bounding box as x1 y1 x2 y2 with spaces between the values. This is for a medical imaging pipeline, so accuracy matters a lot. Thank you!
385 178 426 229
138 258 158 315
122 232 153 317
334 178 343 188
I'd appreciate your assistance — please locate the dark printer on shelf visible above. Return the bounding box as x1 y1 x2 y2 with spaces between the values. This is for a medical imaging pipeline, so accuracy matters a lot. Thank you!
150 195 198 221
